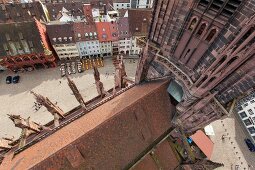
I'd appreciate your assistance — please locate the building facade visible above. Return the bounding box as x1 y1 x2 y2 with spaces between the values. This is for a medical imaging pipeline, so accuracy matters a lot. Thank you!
73 22 101 58
96 22 113 57
136 0 255 133
47 23 79 60
128 9 152 55
0 20 57 71
118 17 131 55
113 0 131 10
236 91 255 142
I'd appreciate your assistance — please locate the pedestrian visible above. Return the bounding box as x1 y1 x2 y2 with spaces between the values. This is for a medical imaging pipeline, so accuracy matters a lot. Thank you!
59 80 62 84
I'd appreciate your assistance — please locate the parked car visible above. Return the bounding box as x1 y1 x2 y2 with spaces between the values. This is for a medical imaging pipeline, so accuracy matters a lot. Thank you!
71 62 76 74
60 63 66 77
12 75 20 84
66 63 71 75
77 61 83 73
6 76 12 84
244 138 255 152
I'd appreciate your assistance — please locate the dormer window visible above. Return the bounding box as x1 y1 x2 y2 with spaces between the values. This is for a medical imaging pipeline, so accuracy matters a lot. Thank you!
69 37 73 41
64 37 68 41
135 27 139 31
53 38 56 42
94 32 97 36
77 33 81 38
58 37 62 42
85 33 88 37
89 32 93 36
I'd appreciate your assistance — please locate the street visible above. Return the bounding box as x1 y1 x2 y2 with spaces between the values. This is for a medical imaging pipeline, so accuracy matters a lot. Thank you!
0 58 138 139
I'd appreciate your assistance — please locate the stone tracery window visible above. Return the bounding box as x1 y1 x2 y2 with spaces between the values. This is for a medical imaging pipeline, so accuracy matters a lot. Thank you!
196 23 207 36
205 28 217 42
188 17 197 31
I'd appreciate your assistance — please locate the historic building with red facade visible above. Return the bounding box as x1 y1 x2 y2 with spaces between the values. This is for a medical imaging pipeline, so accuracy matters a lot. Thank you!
0 19 57 71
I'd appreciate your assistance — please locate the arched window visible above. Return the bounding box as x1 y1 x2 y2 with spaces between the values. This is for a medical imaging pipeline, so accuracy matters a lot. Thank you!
211 55 227 73
196 23 207 36
202 76 216 88
205 29 217 42
196 75 208 87
188 18 197 31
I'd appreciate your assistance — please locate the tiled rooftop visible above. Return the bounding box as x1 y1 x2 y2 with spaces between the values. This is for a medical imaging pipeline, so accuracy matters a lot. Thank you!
0 80 176 169
0 21 44 57
128 9 152 36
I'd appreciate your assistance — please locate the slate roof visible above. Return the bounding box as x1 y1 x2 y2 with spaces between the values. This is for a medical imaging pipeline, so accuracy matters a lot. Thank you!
0 2 47 23
128 9 152 36
0 80 178 169
46 22 75 45
73 22 98 42
0 21 44 57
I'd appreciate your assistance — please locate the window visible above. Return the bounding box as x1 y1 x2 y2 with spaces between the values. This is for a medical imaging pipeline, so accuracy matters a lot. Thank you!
188 18 197 31
244 119 252 126
248 127 255 134
205 29 217 42
239 111 247 119
248 109 254 115
196 23 206 36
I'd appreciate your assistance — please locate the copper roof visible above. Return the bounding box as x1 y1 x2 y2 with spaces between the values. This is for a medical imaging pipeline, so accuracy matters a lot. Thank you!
0 21 44 57
0 80 178 169
46 22 75 45
190 130 214 159
73 22 98 42
0 2 47 23
128 9 152 36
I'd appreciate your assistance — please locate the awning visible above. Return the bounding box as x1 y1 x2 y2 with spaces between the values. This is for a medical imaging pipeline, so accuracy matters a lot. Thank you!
190 130 214 159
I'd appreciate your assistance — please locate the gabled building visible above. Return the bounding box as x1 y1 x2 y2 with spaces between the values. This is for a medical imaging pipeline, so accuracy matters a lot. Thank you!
0 2 48 23
46 22 79 60
112 0 131 10
96 22 113 57
0 20 57 71
73 22 100 58
45 2 85 22
128 9 151 55
109 21 119 55
118 17 131 55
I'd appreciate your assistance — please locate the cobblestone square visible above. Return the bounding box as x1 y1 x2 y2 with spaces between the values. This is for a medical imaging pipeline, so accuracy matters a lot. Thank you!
0 58 138 139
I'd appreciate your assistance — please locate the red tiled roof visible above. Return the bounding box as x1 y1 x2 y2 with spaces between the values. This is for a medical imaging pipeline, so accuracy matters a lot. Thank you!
128 9 152 36
190 130 214 159
95 22 112 42
0 80 177 169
